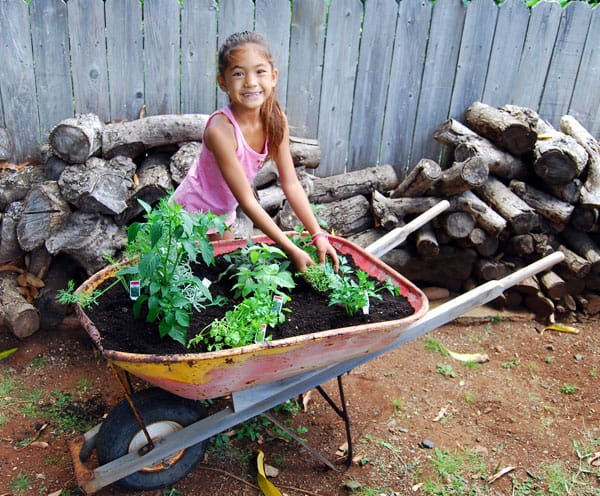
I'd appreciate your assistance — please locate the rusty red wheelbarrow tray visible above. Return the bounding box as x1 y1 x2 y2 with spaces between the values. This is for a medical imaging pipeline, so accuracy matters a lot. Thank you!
69 208 565 494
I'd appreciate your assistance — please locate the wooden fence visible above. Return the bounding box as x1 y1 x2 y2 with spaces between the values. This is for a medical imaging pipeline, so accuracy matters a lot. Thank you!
0 0 599 178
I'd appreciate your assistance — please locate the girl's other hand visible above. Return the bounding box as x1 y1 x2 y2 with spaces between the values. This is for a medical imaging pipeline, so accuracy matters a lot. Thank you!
289 246 315 273
314 236 339 270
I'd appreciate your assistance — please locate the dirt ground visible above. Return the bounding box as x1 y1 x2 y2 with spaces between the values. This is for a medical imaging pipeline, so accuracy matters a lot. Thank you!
1 309 599 495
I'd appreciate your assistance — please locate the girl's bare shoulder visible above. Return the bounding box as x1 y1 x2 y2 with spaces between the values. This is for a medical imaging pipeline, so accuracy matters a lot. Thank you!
204 113 236 149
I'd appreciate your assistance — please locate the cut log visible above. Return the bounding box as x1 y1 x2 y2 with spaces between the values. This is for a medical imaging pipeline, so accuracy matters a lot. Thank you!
257 168 313 213
58 156 137 215
464 101 537 155
277 194 372 236
523 291 555 320
381 246 477 291
512 275 540 295
371 192 441 230
505 234 535 256
289 136 320 169
471 228 500 257
16 182 71 252
169 142 201 184
451 190 507 237
116 154 173 225
25 246 53 280
254 160 279 188
0 271 40 338
509 180 574 232
560 115 600 207
555 244 591 280
432 118 529 179
0 165 47 210
0 201 24 264
49 113 104 164
439 211 476 239
427 156 488 196
0 127 13 161
578 292 600 315
44 155 69 181
309 165 399 204
539 270 567 300
545 179 582 204
390 159 441 198
476 176 537 234
532 134 587 185
561 226 600 272
102 114 210 159
569 206 598 232
45 211 126 275
415 224 440 258
473 258 510 281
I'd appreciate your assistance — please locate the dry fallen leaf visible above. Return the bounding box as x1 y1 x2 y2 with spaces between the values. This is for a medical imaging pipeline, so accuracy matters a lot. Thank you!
487 465 515 484
302 389 314 412
433 403 450 422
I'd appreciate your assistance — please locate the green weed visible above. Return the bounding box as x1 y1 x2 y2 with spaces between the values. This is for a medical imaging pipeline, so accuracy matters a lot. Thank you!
436 363 457 378
560 383 579 395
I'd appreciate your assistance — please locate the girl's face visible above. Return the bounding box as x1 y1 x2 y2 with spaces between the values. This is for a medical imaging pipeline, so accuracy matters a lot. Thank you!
217 43 278 111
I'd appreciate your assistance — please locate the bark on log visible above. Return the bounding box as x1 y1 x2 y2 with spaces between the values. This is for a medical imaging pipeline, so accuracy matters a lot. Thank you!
545 179 582 204
512 275 540 295
505 234 535 256
390 159 441 198
532 134 588 185
427 156 489 196
309 165 399 204
473 258 510 281
0 127 14 161
451 190 507 237
102 114 210 159
16 182 71 252
577 292 600 315
415 224 440 258
555 244 591 280
45 211 126 275
0 165 47 210
0 271 40 338
49 113 104 164
464 101 537 155
381 246 477 291
476 176 537 234
569 206 598 232
116 154 173 225
561 226 600 272
0 201 24 264
523 291 555 320
561 115 600 208
509 180 574 232
44 155 69 181
58 156 137 215
471 228 500 257
277 195 372 236
25 246 53 280
169 142 201 184
432 118 529 179
371 192 441 230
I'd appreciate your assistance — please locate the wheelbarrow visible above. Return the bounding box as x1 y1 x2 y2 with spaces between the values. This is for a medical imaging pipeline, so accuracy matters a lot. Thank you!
69 201 565 493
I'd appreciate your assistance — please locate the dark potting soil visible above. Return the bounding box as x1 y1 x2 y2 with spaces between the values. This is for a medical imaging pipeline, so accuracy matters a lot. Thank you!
84 255 416 355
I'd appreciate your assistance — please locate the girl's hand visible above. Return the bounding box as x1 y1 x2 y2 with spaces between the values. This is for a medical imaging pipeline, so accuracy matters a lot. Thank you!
312 233 339 270
289 246 315 273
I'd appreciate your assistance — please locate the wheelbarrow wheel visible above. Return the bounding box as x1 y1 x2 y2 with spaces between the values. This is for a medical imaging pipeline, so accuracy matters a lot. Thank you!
95 387 208 490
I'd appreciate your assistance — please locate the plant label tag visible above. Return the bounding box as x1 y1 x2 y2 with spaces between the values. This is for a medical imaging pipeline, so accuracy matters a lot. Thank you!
273 294 284 314
362 292 370 315
255 324 267 343
129 280 141 300
202 278 211 288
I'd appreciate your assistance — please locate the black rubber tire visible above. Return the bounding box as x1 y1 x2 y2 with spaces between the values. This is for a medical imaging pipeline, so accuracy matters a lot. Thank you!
95 387 208 490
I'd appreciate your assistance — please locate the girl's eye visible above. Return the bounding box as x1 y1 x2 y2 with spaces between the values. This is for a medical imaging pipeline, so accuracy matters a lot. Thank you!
232 71 244 77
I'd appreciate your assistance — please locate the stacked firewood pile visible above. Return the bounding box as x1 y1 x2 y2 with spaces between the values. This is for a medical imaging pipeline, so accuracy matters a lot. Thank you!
0 101 599 338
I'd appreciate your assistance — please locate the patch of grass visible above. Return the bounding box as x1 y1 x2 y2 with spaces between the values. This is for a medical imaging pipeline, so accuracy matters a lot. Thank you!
436 363 457 378
424 337 448 356
10 473 33 494
501 356 520 369
463 392 476 405
391 397 405 416
559 383 579 395
545 355 555 363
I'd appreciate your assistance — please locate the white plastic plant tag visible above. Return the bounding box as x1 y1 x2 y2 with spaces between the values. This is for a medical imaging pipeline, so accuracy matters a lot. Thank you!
129 280 140 300
273 294 284 314
255 324 267 343
362 291 370 315
202 278 211 288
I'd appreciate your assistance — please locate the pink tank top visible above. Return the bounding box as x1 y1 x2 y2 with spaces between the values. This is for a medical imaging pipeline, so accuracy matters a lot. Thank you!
172 106 268 225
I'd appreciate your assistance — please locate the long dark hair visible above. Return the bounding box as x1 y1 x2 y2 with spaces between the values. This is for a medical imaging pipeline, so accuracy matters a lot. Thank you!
218 31 286 159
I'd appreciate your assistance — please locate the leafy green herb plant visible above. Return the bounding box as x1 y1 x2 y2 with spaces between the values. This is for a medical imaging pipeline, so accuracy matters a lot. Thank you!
116 197 228 345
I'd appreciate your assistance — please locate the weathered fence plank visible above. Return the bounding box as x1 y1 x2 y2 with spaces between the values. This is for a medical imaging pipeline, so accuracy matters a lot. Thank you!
317 0 363 177
482 0 530 107
512 1 562 112
67 0 110 122
411 0 467 164
538 1 592 127
144 0 181 115
568 10 600 138
0 0 40 159
380 0 432 175
256 0 292 110
448 0 497 122
181 0 218 115
287 0 327 139
347 0 398 171
106 0 144 121
30 0 73 140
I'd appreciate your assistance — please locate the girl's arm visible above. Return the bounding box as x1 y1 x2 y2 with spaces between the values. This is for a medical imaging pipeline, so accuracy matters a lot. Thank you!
274 121 339 267
205 117 315 271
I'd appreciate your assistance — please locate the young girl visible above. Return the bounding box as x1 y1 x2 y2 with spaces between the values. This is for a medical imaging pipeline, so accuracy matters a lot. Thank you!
173 31 338 272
